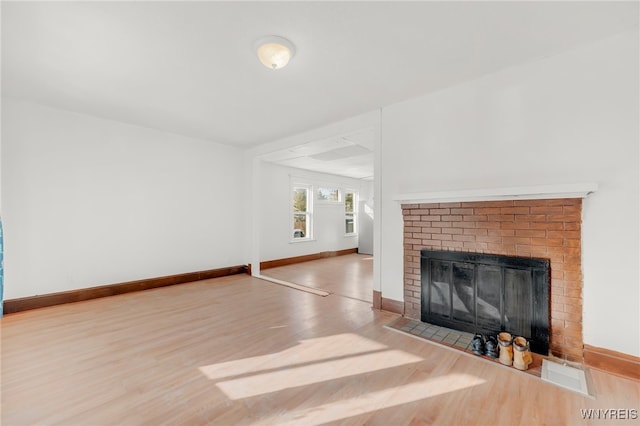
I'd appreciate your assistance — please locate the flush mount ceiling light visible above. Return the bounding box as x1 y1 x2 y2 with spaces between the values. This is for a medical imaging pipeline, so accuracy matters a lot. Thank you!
254 36 296 70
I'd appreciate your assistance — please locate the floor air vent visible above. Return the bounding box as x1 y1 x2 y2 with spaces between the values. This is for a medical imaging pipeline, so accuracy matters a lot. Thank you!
541 359 594 398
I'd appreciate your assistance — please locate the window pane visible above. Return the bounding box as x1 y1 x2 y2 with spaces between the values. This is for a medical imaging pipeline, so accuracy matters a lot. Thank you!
317 187 339 202
345 213 354 234
293 213 307 238
293 188 307 212
345 192 354 213
345 192 356 234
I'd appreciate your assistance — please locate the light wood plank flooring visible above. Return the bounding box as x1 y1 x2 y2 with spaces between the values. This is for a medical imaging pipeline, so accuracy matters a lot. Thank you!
2 272 638 425
262 253 373 302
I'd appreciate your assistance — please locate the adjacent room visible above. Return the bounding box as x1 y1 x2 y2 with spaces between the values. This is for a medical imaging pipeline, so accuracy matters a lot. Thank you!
1 2 638 425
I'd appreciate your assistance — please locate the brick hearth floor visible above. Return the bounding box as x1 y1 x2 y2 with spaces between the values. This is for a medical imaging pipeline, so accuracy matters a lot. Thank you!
386 317 543 378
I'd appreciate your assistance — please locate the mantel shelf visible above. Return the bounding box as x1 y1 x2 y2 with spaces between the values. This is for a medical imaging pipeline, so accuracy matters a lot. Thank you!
393 183 598 204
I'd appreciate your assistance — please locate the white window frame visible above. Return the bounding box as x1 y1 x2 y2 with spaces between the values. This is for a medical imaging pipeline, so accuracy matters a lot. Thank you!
344 189 358 236
291 182 313 242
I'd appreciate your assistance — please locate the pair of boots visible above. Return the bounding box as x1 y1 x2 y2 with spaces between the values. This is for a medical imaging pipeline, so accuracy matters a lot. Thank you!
471 334 498 358
498 332 533 370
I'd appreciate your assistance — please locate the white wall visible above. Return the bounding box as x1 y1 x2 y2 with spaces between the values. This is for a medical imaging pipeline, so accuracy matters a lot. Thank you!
259 161 367 261
379 30 639 356
2 99 246 299
357 180 375 255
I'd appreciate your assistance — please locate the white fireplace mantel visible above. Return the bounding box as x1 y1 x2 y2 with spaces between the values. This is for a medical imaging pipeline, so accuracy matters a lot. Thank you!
393 183 598 204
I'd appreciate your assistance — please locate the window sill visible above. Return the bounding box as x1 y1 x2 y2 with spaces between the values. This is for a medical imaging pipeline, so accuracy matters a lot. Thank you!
289 239 317 244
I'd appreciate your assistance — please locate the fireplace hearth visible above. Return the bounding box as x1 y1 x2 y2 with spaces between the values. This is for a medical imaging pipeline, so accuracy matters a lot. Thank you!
421 249 550 354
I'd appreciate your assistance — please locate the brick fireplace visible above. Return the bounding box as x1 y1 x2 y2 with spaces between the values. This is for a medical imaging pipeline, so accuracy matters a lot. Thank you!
401 198 583 362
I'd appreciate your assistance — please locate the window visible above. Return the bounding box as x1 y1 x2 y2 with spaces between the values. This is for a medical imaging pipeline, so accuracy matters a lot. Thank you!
317 187 340 202
292 184 312 240
344 191 357 235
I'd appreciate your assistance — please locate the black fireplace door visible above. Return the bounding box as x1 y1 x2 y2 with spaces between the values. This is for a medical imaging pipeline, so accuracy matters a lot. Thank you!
421 250 549 355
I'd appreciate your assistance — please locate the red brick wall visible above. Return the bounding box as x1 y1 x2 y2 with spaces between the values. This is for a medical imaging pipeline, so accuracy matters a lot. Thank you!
402 199 583 362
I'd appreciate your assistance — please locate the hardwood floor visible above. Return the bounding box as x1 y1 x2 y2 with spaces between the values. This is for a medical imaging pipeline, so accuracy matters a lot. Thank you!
262 253 373 302
2 272 638 425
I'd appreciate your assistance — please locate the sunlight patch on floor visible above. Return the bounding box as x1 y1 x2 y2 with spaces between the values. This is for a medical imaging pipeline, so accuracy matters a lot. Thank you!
256 373 486 425
214 349 424 400
198 333 389 381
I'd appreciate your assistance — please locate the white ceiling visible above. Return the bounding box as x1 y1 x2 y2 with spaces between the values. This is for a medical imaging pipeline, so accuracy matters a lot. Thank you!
2 1 637 177
261 128 375 180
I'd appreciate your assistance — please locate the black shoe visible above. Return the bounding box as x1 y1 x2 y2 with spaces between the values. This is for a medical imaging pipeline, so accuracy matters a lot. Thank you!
484 335 499 358
471 334 485 355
